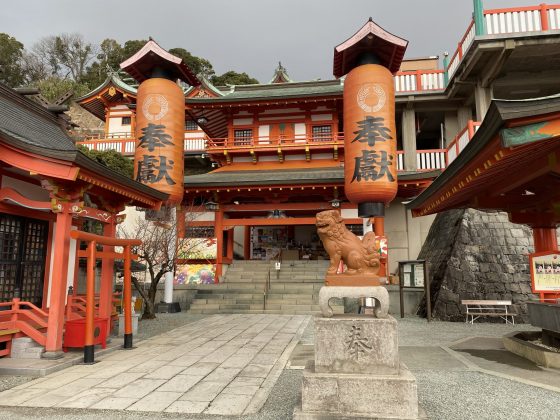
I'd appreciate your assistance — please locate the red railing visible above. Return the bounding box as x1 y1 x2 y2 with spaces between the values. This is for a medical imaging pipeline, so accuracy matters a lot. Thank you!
0 299 48 346
77 136 207 155
447 19 476 80
394 70 446 92
66 294 101 321
446 120 481 164
447 3 560 81
207 133 345 150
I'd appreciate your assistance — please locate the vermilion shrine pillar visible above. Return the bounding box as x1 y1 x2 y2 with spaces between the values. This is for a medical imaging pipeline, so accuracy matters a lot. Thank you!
44 206 74 357
244 226 251 260
99 220 116 333
215 209 224 281
226 228 234 261
533 227 558 252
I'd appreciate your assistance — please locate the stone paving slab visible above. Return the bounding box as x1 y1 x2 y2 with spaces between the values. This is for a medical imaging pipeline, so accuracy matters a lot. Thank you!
0 314 309 415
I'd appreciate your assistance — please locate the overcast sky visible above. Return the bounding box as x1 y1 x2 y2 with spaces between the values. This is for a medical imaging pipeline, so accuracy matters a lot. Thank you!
1 0 547 82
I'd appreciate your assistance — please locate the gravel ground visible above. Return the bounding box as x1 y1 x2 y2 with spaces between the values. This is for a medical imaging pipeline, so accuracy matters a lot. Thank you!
134 311 207 340
397 316 539 346
0 375 32 392
415 370 560 420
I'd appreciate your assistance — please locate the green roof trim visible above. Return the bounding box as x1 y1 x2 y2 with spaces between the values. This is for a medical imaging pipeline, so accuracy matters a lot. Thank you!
76 71 137 102
186 79 344 104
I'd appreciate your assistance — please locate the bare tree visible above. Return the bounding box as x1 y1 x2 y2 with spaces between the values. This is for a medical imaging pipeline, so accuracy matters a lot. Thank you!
119 206 209 319
28 33 97 82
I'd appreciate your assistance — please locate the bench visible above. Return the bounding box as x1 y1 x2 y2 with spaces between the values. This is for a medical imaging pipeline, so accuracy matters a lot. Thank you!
461 300 517 325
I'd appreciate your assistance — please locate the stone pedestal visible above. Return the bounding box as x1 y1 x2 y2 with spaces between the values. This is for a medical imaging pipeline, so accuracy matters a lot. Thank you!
294 313 423 419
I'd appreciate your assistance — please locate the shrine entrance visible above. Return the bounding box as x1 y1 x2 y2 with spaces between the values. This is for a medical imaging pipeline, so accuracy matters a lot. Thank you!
0 214 49 306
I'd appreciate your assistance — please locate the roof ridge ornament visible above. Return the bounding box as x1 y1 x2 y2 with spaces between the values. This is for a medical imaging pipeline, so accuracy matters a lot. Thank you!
269 60 294 84
120 39 200 86
333 18 408 77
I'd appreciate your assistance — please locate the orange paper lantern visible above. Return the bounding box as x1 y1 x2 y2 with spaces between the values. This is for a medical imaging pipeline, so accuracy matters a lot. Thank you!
343 64 397 217
134 78 185 204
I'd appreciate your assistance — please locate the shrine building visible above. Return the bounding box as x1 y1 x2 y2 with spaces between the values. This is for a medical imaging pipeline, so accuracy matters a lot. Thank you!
75 2 560 281
0 82 166 357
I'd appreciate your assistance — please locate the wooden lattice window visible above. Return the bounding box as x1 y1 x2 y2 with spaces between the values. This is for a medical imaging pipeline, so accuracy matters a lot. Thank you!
0 214 48 306
234 129 253 146
185 120 198 131
312 125 332 142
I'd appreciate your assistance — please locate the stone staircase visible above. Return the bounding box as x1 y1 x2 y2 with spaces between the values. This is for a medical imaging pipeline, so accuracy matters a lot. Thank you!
188 260 341 315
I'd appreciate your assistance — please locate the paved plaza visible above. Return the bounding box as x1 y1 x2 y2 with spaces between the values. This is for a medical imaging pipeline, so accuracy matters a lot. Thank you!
1 314 560 419
0 314 308 416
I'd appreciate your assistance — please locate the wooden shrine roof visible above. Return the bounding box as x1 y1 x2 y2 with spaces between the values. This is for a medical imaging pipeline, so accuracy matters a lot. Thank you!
333 18 408 77
120 39 200 85
185 166 438 189
75 72 137 120
0 83 168 204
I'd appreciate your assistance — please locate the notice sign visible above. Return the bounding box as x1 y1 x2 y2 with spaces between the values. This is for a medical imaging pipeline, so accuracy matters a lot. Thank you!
530 252 560 292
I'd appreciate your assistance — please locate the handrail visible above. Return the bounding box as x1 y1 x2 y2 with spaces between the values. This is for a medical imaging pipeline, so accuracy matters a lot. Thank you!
0 298 49 346
264 268 271 311
83 131 134 141
207 132 345 150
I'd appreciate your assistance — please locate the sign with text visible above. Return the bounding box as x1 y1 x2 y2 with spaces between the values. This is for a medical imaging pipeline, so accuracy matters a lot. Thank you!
530 251 560 293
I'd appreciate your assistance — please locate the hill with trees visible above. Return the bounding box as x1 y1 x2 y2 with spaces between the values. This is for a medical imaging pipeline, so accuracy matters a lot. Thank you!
0 32 260 103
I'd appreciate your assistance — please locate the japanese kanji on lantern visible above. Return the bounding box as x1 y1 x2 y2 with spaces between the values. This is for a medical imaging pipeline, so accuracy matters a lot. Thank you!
343 64 396 217
334 18 408 218
120 39 201 206
135 78 185 204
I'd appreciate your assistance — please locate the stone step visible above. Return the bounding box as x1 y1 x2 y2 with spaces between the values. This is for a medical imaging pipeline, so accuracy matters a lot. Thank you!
188 308 324 315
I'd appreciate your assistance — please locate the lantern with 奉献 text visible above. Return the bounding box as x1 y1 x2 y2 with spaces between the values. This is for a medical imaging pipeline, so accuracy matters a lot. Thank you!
334 18 408 218
343 63 397 217
135 77 185 205
120 39 201 206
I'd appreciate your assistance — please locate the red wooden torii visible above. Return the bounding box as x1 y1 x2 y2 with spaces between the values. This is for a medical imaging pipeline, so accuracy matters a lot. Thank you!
70 230 141 364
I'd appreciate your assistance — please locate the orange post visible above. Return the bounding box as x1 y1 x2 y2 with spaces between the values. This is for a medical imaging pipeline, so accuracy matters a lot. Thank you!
540 3 549 30
69 231 141 352
373 217 385 236
533 227 558 252
226 229 234 260
100 221 116 334
84 241 96 364
123 245 133 349
45 210 73 356
244 226 251 260
215 210 223 281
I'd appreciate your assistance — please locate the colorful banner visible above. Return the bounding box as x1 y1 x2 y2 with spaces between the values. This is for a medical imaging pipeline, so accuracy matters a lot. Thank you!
530 252 560 292
177 238 217 260
175 264 216 285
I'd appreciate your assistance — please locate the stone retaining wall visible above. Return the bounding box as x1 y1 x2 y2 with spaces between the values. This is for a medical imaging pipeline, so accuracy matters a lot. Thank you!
418 209 554 322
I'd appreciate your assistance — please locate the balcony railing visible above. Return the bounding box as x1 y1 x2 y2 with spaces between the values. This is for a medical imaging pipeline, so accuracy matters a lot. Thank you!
394 70 446 93
77 135 207 156
446 120 481 164
77 123 482 173
447 3 560 81
207 133 344 150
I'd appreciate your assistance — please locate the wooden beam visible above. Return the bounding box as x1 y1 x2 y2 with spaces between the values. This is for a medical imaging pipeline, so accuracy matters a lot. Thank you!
222 217 363 227
221 202 356 212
